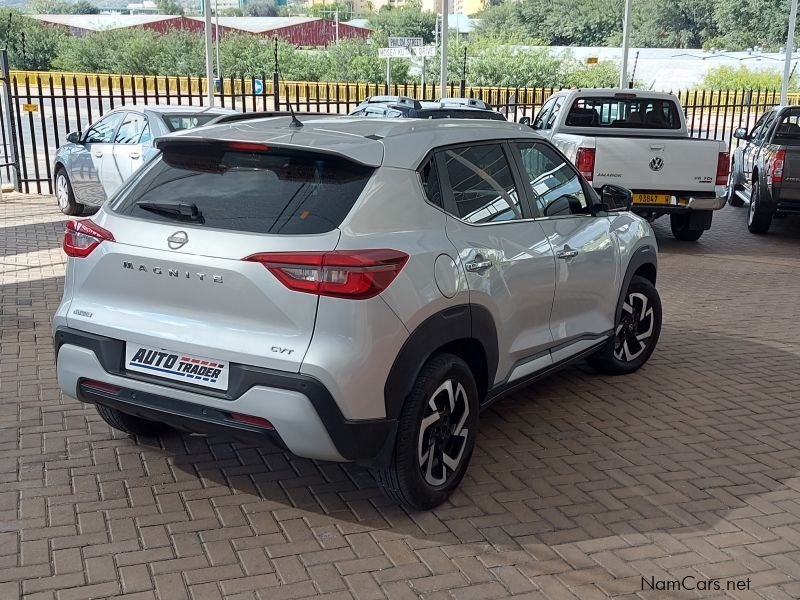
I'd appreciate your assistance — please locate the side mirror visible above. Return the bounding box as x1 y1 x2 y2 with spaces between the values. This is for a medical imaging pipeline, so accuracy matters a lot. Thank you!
733 127 749 141
66 131 82 144
518 116 531 126
600 184 633 212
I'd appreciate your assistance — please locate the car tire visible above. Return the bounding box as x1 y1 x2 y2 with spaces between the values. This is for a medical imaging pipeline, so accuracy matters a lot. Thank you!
727 162 744 207
747 180 773 234
373 353 478 510
670 213 705 241
587 276 662 376
96 404 170 437
55 169 83 216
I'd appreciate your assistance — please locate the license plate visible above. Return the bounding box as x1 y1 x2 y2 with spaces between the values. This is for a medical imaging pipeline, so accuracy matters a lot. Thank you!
633 193 672 205
125 343 229 390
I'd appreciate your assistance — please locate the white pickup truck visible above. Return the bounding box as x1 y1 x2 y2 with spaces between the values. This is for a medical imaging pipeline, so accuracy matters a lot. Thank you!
523 89 729 241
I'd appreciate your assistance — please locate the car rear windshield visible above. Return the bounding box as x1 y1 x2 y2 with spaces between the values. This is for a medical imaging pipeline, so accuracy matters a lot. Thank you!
565 97 682 129
161 114 225 131
774 108 800 144
111 143 374 235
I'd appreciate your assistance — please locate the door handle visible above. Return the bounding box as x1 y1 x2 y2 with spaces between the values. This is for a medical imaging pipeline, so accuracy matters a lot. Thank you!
556 248 579 260
129 151 140 159
93 151 103 157
465 259 493 273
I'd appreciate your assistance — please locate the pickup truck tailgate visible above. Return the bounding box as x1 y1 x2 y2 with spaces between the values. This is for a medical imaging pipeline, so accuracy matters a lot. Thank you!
590 136 721 192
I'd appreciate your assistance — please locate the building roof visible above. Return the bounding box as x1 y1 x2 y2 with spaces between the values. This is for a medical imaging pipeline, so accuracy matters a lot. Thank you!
31 14 182 31
187 16 325 33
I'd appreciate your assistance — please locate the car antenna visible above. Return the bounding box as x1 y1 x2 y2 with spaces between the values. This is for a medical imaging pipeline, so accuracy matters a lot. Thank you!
275 38 303 129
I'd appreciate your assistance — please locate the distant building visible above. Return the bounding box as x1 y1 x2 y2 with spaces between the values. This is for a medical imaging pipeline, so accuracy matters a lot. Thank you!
126 1 159 14
31 14 206 37
32 14 370 46
452 0 485 15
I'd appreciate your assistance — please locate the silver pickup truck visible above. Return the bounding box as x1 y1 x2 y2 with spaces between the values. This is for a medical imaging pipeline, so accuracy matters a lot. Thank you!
524 89 729 241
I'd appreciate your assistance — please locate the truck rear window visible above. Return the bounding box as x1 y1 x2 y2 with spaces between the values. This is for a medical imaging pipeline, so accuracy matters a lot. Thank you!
111 144 374 235
566 97 681 130
774 109 800 144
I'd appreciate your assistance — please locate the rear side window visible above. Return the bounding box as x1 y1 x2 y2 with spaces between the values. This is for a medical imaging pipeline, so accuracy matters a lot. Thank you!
161 114 224 132
112 146 374 235
420 159 443 208
567 97 681 129
440 144 522 224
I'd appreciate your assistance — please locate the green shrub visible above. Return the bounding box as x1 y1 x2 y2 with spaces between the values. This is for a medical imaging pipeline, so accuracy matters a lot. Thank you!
701 65 797 90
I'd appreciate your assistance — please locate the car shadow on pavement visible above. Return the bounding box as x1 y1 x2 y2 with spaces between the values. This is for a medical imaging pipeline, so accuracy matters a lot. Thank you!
113 324 800 557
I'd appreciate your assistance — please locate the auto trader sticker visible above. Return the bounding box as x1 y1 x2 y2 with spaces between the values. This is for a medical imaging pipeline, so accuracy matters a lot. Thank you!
125 344 229 390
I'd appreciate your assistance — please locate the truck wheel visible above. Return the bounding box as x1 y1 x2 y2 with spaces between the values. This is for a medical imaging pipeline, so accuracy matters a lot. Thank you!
670 213 705 241
373 353 478 510
747 181 773 234
587 276 662 376
96 404 170 437
727 163 744 207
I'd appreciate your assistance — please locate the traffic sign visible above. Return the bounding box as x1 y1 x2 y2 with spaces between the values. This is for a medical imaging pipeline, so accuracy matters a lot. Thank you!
413 46 436 57
389 37 423 48
379 47 412 58
253 78 264 94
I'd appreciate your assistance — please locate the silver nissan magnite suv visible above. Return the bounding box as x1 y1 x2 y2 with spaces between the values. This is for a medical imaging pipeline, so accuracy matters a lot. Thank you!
54 115 661 509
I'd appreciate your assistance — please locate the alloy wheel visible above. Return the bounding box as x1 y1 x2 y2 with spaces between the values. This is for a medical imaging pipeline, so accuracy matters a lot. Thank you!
417 379 470 487
748 187 758 226
56 174 70 210
614 291 655 362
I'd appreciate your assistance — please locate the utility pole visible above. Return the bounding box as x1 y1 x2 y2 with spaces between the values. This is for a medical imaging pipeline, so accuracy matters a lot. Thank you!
619 0 632 89
214 0 221 80
203 0 214 105
335 9 339 44
440 0 448 98
782 0 798 105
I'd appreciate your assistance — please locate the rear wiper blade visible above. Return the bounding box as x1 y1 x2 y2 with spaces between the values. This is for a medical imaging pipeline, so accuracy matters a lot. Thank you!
136 201 204 222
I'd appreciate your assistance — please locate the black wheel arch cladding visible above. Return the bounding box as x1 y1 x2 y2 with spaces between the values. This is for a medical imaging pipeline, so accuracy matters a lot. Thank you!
383 304 498 420
615 245 658 323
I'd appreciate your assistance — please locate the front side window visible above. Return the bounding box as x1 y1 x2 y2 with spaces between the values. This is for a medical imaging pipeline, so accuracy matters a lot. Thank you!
441 144 522 224
83 112 124 144
756 112 777 143
514 142 590 217
532 96 557 130
566 97 681 129
749 111 771 139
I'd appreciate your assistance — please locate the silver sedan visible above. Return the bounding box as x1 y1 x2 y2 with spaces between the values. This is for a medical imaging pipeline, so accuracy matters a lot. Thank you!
53 105 236 215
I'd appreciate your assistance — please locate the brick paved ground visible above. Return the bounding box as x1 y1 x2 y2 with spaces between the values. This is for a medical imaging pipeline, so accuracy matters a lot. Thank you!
2 193 800 600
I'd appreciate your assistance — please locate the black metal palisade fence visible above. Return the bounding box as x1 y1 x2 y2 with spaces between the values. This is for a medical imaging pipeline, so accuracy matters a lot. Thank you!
0 67 789 195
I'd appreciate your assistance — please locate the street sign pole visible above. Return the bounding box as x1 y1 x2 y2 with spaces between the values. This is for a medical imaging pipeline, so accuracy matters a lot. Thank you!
204 0 214 105
440 1 449 98
782 0 798 105
619 0 633 88
386 57 391 93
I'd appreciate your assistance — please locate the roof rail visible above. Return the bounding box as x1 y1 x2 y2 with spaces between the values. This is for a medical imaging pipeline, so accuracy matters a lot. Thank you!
436 97 492 110
362 95 422 109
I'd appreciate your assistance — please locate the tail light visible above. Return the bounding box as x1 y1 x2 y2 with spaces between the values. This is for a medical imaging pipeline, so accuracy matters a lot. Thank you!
63 219 114 258
716 151 730 186
771 149 786 184
244 249 409 300
576 147 595 181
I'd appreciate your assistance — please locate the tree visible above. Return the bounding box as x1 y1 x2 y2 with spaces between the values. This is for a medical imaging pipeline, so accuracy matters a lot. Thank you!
714 0 789 50
245 0 278 17
156 0 184 15
0 9 66 70
621 0 717 48
367 5 438 45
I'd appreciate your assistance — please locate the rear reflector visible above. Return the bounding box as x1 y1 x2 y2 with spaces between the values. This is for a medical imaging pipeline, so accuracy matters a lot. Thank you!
771 149 786 184
81 380 121 394
576 147 596 182
230 413 274 429
64 219 114 258
244 249 409 300
716 151 730 186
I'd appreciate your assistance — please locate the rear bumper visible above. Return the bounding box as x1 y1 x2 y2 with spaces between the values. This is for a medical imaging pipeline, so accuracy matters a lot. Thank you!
55 327 395 464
